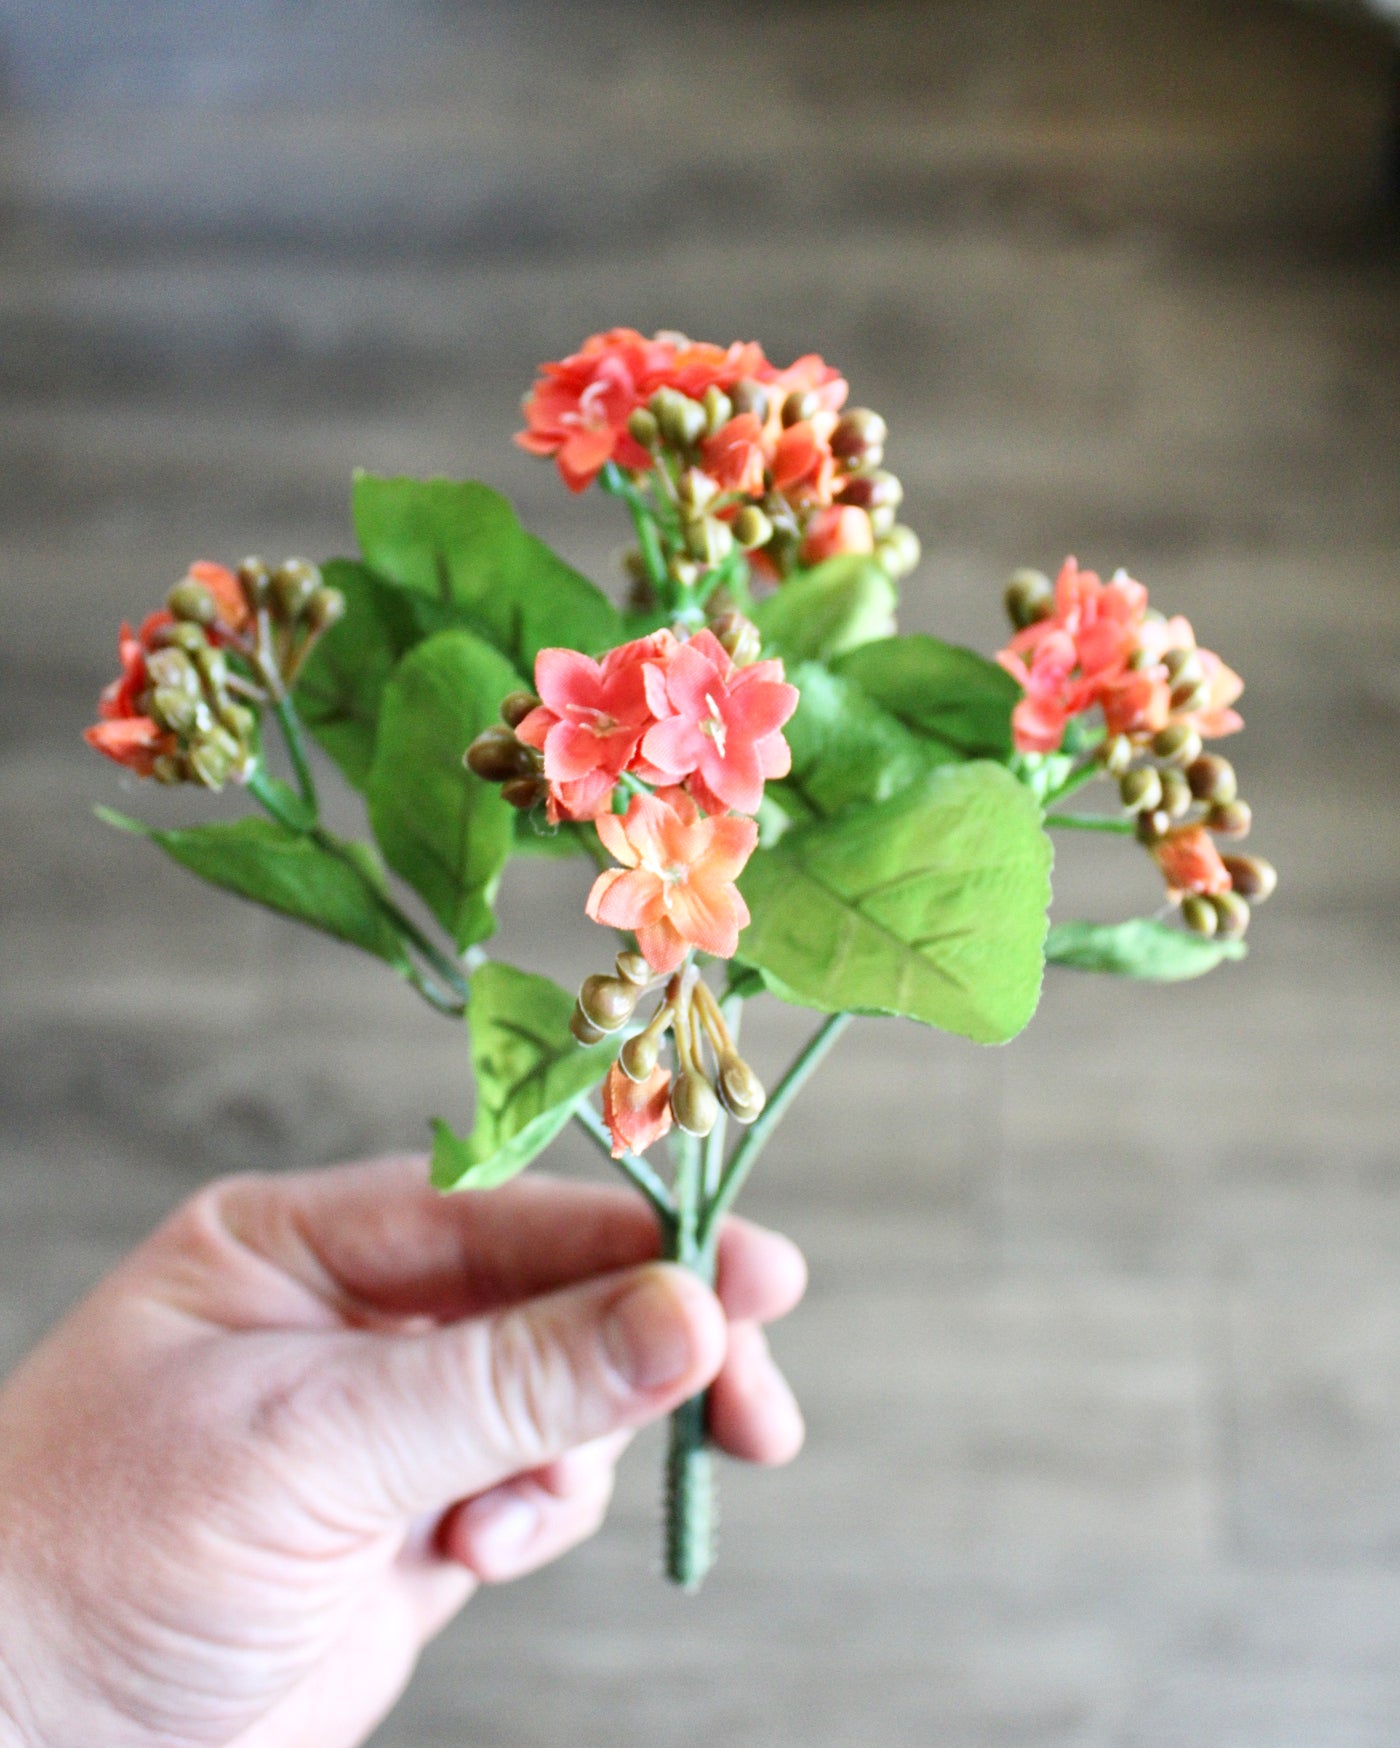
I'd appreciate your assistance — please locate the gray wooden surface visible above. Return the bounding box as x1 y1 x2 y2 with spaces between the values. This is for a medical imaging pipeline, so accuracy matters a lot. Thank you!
1 3 1399 1743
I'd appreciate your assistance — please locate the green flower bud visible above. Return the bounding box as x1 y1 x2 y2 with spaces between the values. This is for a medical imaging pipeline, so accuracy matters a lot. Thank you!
1120 767 1162 812
270 558 321 621
1211 890 1251 939
236 556 271 610
1207 798 1252 839
304 586 345 633
876 525 921 580
1158 768 1192 819
619 1029 661 1083
1135 807 1171 844
684 515 734 568
709 608 762 668
151 622 209 658
677 468 720 513
781 389 817 428
867 504 896 539
1099 734 1134 777
670 1069 719 1137
1187 754 1237 805
702 386 733 435
729 379 770 423
151 752 184 786
1152 724 1203 766
614 950 653 987
1004 569 1054 630
465 726 535 783
668 555 701 590
500 775 548 811
653 389 706 451
499 690 541 729
627 406 659 448
570 1007 607 1048
1163 648 1204 687
145 647 201 696
188 727 240 791
218 700 257 741
717 1055 765 1125
1169 679 1210 715
1181 893 1219 937
1222 853 1277 903
193 645 228 694
578 974 638 1033
731 505 773 551
151 687 205 736
167 579 218 625
837 469 903 512
830 408 888 464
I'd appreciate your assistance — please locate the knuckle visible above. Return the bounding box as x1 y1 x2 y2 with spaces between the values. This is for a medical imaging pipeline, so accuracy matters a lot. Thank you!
478 1310 577 1470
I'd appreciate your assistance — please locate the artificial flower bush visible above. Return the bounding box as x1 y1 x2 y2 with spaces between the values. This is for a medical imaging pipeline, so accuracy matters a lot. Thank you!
88 328 1275 1588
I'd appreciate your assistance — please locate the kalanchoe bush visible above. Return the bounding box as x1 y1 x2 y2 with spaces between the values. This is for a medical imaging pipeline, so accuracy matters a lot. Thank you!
88 328 1276 1590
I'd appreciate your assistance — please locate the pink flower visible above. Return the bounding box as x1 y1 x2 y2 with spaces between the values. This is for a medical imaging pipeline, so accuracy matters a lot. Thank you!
800 504 875 565
516 631 677 821
586 788 758 974
1152 825 1233 898
602 1062 673 1158
640 629 798 815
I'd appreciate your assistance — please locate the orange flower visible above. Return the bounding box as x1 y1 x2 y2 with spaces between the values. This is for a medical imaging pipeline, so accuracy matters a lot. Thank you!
186 560 250 633
1152 825 1233 898
601 1062 673 1158
586 788 757 974
800 504 875 566
84 612 177 775
701 413 767 496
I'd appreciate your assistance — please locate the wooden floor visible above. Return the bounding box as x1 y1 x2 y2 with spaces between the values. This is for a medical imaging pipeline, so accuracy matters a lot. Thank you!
2 2 1399 1742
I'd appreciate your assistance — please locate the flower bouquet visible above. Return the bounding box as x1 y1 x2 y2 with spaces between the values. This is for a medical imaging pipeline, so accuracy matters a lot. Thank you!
87 328 1275 1589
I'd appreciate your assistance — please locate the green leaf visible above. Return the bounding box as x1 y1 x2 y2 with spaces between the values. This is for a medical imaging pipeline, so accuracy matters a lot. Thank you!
771 662 955 821
294 559 434 791
352 474 622 670
834 634 1021 762
1045 918 1247 981
752 556 897 663
96 808 409 968
431 961 619 1190
366 630 520 951
736 762 1052 1044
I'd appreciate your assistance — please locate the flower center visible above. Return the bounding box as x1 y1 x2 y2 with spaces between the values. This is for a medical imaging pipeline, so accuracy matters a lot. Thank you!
565 703 619 737
699 692 727 757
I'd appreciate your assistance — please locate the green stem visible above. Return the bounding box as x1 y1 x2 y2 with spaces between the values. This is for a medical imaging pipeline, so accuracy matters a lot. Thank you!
271 693 318 812
698 1010 851 1251
1040 758 1102 810
571 1101 677 1232
663 1126 715 1590
601 461 669 600
1043 812 1136 834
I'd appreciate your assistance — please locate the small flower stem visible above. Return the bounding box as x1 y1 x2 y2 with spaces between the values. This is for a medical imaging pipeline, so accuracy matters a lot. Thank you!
1043 812 1136 834
601 461 668 600
571 1100 678 1232
698 1010 852 1252
270 693 319 813
1040 758 1102 810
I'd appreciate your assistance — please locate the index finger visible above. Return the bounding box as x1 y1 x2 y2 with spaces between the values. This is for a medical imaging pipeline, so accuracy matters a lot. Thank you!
208 1156 806 1327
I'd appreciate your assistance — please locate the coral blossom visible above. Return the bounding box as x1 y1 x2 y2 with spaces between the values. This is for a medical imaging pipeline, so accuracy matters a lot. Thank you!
586 788 757 975
800 504 875 566
601 1062 673 1158
1152 825 1233 899
640 630 798 816
516 631 677 821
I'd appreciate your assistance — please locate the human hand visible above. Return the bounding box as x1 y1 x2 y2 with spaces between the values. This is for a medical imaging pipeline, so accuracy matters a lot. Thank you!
0 1158 806 1748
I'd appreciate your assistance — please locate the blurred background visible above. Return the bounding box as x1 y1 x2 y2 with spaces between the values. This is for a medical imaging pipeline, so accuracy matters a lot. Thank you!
2 1 1399 1742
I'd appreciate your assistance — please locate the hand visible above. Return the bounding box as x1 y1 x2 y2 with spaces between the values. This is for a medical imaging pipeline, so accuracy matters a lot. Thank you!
0 1158 806 1748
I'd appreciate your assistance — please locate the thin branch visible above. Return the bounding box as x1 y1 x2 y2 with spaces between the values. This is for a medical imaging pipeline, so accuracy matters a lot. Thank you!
573 1101 678 1230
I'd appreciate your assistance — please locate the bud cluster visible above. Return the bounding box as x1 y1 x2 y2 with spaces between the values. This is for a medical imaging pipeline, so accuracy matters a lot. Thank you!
462 688 548 810
571 954 765 1157
85 557 345 789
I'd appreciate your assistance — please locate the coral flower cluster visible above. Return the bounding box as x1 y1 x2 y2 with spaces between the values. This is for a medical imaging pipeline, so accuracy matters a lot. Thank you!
466 615 797 1159
516 327 919 586
85 557 344 790
997 557 1274 938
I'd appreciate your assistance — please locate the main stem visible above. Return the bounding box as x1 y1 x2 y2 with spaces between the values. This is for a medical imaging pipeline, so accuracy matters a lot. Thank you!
663 1126 716 1590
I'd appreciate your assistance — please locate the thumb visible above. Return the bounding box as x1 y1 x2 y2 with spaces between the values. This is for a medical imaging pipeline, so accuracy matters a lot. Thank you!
293 1263 727 1521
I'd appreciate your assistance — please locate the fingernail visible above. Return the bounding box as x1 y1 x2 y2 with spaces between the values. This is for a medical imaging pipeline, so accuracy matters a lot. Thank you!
465 1491 539 1563
602 1269 698 1392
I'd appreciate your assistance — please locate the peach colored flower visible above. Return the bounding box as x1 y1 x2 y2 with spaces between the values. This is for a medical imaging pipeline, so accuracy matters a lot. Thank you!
586 788 758 974
515 328 670 491
187 561 250 632
800 504 875 566
601 1062 673 1158
84 610 177 775
1152 825 1233 898
701 413 767 496
641 630 798 815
